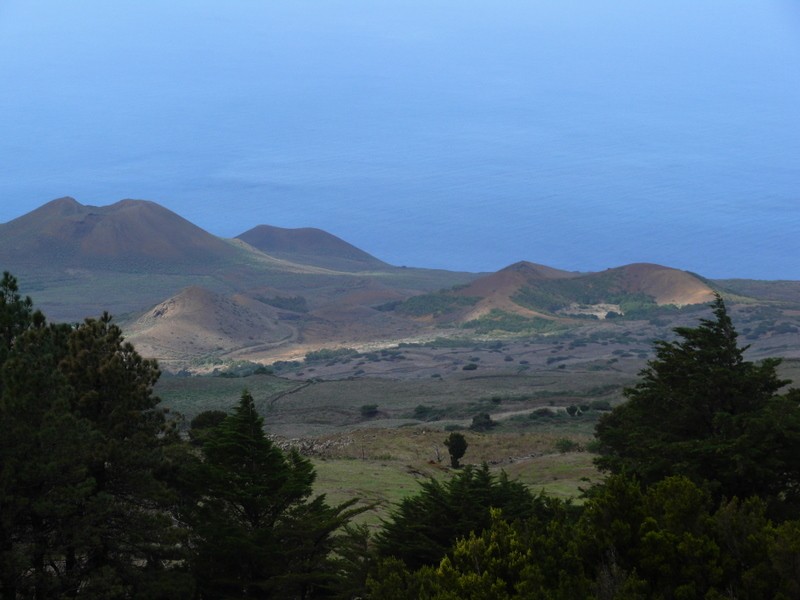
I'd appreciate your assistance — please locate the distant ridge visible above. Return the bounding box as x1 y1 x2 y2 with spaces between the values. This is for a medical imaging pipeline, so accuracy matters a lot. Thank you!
237 224 388 271
445 261 578 322
454 261 578 297
0 197 240 270
392 260 717 326
0 197 762 371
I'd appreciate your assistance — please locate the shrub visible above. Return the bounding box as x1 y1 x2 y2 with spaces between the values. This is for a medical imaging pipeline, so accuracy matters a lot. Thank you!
555 438 580 453
470 413 497 431
530 408 554 419
589 400 612 411
305 347 358 363
360 404 379 418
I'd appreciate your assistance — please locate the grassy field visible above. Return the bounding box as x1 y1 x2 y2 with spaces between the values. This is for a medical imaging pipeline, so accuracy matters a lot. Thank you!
154 347 800 527
156 364 615 525
309 427 600 527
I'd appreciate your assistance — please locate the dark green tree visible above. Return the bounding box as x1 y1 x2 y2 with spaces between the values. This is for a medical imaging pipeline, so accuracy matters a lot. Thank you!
1 279 190 598
595 295 800 513
375 465 545 570
444 432 467 468
0 319 95 598
56 313 189 598
188 409 228 445
188 390 360 598
0 271 44 383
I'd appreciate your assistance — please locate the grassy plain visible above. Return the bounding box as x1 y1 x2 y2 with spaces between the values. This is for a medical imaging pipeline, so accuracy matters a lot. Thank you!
156 352 636 524
155 331 800 526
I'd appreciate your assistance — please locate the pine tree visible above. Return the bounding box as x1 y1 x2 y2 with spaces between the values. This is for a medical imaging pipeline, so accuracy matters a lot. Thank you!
0 290 191 599
188 390 361 598
0 318 94 598
56 313 188 598
595 295 800 514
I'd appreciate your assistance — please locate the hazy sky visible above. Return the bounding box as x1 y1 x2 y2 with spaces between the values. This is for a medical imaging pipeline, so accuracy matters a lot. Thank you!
1 1 799 278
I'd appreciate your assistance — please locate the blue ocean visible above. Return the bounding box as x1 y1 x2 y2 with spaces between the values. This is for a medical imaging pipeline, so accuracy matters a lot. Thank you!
0 0 799 279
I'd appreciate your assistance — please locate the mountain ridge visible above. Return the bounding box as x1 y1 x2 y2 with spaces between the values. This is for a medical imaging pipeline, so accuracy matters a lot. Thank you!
2 197 795 372
0 197 241 270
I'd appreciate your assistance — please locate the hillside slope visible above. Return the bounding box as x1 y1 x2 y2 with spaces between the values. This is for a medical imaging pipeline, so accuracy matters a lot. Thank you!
237 224 388 271
390 261 717 327
0 197 241 271
125 286 297 368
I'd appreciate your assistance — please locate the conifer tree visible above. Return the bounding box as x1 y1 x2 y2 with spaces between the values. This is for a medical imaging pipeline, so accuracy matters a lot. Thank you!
595 295 800 514
375 465 543 570
0 316 93 598
188 390 360 599
1 283 191 598
56 314 188 597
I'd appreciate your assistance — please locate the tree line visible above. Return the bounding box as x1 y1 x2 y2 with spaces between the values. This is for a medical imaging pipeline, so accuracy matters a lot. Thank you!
2 272 800 598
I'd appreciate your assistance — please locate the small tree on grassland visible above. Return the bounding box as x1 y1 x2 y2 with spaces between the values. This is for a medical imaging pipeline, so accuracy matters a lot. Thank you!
444 432 467 468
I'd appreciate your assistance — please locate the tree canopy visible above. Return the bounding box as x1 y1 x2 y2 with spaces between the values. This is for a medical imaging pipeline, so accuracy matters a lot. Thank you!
443 432 467 468
186 390 362 599
595 294 800 515
0 276 187 598
0 274 362 599
374 464 549 571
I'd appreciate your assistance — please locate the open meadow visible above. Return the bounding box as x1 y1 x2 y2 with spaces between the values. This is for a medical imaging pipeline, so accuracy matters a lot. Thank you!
156 323 800 525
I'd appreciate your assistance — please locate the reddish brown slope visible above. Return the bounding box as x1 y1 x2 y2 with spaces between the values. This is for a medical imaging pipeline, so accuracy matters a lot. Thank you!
452 261 578 321
0 197 240 269
237 224 388 271
453 261 577 298
597 263 716 306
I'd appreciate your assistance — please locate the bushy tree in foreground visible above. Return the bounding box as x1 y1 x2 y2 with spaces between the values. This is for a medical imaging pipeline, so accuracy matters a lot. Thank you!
0 273 190 598
369 476 800 599
595 294 800 516
374 464 549 571
1 273 366 599
186 390 362 599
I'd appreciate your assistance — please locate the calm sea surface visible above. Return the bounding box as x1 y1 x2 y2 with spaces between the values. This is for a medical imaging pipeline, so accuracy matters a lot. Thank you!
1 1 799 278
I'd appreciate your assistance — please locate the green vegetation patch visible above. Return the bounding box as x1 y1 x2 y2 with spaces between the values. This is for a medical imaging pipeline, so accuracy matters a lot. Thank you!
511 273 663 316
304 347 359 363
392 292 480 317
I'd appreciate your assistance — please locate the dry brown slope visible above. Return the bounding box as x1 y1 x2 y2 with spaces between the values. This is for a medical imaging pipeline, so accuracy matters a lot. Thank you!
451 261 579 322
125 286 296 366
598 263 716 306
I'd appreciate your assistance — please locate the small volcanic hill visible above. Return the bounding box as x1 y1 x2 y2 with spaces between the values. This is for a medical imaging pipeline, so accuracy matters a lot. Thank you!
451 261 580 321
392 260 717 325
506 262 717 318
454 261 578 298
125 286 296 367
594 263 717 306
237 224 388 271
0 197 240 271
